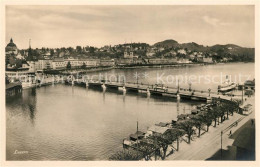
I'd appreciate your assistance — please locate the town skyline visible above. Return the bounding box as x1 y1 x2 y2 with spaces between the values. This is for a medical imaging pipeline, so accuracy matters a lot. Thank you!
6 5 255 49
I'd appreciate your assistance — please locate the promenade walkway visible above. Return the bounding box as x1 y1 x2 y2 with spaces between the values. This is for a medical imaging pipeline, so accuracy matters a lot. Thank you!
166 96 255 160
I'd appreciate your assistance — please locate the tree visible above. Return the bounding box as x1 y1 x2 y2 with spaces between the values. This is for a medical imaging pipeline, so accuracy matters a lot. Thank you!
148 135 171 160
164 128 185 151
81 62 86 69
132 140 157 160
76 46 82 53
89 46 95 53
177 119 195 144
217 106 225 123
191 115 205 137
226 101 239 116
50 49 54 57
198 110 213 132
210 107 221 127
66 61 71 69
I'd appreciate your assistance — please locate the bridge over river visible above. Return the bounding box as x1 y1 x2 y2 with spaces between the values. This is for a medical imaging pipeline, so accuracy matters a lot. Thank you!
67 78 242 103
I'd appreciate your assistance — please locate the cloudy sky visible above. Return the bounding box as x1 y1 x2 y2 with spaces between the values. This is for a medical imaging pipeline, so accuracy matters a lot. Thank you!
6 5 254 49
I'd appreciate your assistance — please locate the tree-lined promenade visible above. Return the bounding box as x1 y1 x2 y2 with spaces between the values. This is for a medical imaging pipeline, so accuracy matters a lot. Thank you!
109 98 246 161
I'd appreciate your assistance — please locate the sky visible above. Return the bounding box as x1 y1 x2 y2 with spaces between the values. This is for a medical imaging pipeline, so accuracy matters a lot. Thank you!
5 5 255 49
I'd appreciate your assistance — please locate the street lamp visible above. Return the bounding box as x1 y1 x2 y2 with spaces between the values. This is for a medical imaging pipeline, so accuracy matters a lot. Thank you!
221 131 223 160
177 79 180 93
188 81 192 92
241 85 244 105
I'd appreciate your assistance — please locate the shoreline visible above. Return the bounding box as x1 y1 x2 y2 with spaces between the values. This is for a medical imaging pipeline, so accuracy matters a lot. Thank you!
45 61 253 74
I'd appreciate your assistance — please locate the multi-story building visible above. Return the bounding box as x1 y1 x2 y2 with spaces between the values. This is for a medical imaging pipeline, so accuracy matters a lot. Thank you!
52 58 66 69
202 57 213 63
100 59 115 67
38 59 53 70
27 61 40 72
177 58 191 64
124 51 134 58
117 58 133 65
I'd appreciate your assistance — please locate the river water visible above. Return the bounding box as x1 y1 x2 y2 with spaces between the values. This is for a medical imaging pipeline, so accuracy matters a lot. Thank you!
6 63 254 160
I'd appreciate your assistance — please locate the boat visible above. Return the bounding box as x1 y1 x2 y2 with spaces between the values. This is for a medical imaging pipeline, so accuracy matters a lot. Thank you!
218 75 236 92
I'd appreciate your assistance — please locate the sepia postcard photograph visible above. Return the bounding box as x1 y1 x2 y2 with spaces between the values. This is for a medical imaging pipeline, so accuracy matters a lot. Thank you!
0 0 259 167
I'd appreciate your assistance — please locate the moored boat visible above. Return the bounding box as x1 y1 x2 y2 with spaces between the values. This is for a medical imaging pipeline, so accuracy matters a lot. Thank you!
218 75 236 92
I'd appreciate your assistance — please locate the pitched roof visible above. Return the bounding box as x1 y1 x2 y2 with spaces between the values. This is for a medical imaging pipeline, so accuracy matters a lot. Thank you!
148 125 169 134
6 82 22 90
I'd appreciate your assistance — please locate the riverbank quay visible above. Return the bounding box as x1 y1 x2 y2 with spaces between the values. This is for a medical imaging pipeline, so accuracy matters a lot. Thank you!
115 62 209 69
165 96 255 160
39 62 215 75
109 93 254 161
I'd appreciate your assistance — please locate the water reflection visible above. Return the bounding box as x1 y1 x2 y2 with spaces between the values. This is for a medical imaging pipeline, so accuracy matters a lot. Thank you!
103 91 106 104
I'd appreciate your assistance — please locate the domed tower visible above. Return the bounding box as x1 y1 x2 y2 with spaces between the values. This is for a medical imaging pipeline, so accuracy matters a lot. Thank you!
6 38 18 55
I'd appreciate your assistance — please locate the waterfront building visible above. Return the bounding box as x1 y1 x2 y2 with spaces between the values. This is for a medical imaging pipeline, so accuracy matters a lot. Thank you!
244 79 255 90
52 58 101 69
64 58 79 67
132 57 143 64
6 82 22 97
147 58 174 64
78 59 100 67
117 58 133 65
100 59 115 67
38 59 53 70
167 58 178 63
196 55 204 62
52 58 66 69
177 58 191 64
203 57 213 63
27 61 40 72
5 71 35 84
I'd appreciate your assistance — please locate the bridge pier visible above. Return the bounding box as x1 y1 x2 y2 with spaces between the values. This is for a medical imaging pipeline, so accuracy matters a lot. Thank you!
177 93 181 100
101 83 106 91
147 88 151 97
118 86 126 93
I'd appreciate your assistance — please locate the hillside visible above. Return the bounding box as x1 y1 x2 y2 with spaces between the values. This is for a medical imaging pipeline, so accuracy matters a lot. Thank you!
153 39 254 62
154 39 180 48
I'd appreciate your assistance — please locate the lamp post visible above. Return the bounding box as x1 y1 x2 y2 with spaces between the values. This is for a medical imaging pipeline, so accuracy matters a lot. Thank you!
177 79 180 93
241 85 244 105
189 81 192 92
221 131 223 160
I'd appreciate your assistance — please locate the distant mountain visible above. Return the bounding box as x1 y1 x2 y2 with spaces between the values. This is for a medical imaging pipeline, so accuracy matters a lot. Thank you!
153 39 254 62
210 44 254 60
